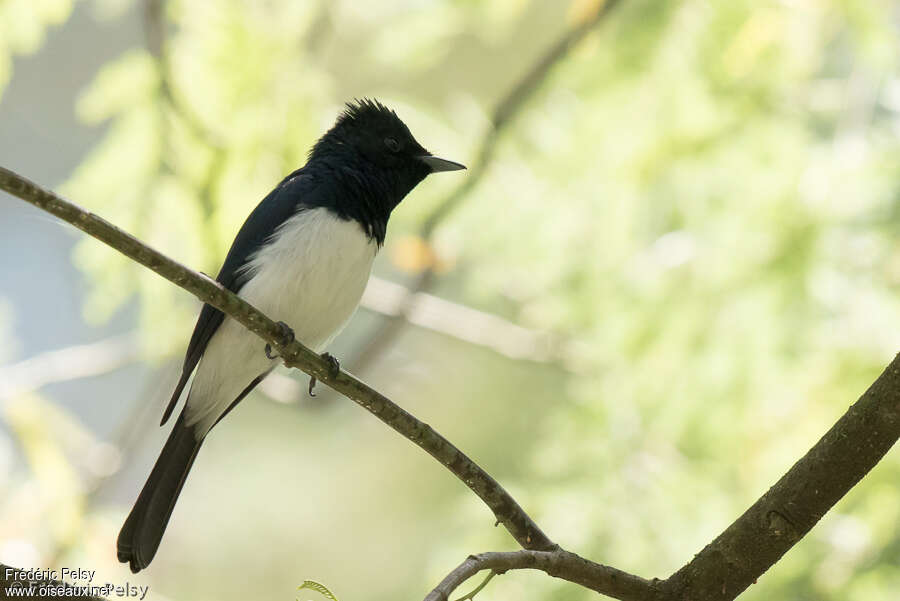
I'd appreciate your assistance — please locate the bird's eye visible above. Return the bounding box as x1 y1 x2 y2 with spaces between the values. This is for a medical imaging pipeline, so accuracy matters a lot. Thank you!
384 137 401 152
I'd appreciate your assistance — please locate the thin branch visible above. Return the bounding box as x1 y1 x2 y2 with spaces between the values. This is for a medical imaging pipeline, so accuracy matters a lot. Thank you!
0 270 574 405
425 550 662 601
0 165 554 554
450 570 496 601
360 276 578 367
351 0 623 374
3 167 653 601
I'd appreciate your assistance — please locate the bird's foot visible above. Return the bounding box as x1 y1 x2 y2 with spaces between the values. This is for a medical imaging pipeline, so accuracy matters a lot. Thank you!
321 352 341 376
308 352 341 397
264 321 295 360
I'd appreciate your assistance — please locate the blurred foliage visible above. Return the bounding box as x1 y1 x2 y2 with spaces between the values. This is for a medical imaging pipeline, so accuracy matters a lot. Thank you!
1 390 121 569
442 2 900 599
6 0 898 600
0 0 73 99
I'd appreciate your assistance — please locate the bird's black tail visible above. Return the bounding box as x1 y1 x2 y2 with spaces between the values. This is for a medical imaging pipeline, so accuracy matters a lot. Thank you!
117 412 203 573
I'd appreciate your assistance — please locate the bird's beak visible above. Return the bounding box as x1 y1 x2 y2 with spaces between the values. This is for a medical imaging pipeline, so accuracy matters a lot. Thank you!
418 155 466 173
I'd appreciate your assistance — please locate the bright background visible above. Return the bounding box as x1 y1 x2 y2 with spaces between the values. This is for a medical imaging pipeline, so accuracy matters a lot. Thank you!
1 1 899 600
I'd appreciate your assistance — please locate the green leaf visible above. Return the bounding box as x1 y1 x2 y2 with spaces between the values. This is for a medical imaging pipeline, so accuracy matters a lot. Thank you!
297 580 340 601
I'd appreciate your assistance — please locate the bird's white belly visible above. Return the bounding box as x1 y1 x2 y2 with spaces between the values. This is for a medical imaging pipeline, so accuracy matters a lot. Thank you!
185 207 378 433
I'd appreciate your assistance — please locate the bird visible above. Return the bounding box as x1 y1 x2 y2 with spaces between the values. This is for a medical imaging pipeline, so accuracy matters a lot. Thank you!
117 98 465 573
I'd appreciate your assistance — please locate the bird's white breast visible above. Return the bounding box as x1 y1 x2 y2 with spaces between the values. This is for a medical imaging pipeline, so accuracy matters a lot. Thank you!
185 207 377 433
239 206 379 349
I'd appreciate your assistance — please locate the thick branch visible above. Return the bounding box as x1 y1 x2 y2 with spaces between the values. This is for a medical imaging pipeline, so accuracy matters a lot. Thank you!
662 353 900 600
0 165 552 552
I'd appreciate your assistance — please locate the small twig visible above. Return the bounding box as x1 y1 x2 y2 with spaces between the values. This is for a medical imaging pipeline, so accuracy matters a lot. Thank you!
450 570 497 601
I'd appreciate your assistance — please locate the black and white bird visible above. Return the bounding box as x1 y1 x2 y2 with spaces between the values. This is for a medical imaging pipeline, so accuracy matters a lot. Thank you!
117 99 464 572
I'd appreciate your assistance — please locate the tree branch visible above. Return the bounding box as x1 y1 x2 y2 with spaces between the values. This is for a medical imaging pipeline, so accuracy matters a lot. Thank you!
0 165 553 553
425 550 661 601
2 165 652 601
3 164 897 601
0 274 573 406
427 356 899 601
662 353 900 600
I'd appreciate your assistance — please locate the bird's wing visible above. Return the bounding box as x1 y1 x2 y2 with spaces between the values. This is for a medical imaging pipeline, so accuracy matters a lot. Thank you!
160 169 309 425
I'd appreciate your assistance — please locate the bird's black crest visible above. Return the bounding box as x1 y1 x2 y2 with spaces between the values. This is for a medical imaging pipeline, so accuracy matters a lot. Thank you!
309 98 419 161
336 98 400 129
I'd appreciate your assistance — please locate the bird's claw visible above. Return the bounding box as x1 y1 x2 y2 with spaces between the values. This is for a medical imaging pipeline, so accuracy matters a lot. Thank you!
276 321 295 345
321 352 341 377
308 352 341 397
265 321 295 360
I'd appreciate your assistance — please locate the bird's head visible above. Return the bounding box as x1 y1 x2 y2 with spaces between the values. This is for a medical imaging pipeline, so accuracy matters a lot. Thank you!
310 98 465 194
